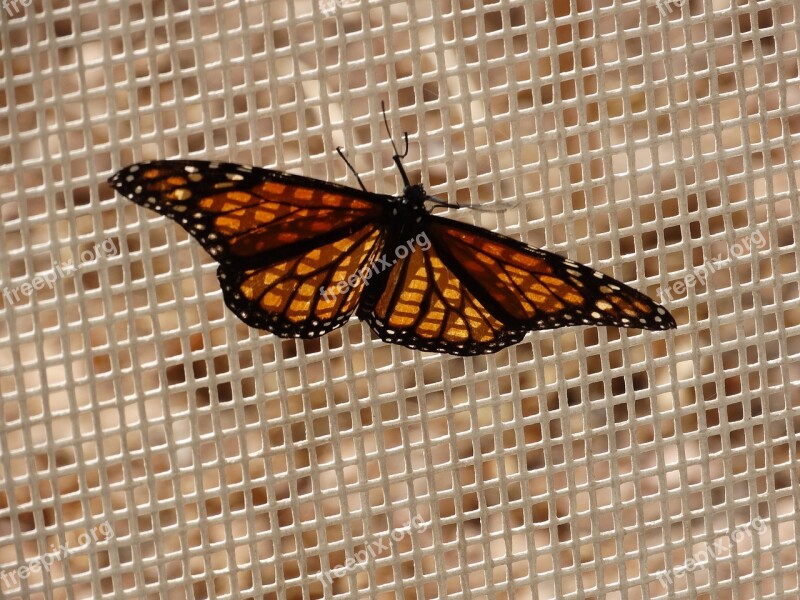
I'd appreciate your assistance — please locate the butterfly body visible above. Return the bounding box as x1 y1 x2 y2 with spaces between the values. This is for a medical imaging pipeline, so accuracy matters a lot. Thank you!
374 185 428 242
110 151 675 355
353 196 419 305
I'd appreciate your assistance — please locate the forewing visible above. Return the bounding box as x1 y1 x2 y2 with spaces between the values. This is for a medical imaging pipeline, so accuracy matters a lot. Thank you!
427 217 676 331
109 160 387 267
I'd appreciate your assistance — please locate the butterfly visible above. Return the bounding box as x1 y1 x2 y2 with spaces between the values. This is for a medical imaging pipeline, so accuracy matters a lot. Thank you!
109 113 676 356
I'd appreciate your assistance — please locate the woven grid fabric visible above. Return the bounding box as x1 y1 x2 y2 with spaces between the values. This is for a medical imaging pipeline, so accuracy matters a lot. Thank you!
0 0 798 598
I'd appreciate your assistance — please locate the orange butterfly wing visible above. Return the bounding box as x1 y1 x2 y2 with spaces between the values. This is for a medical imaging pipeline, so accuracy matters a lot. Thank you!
358 239 527 355
110 160 391 336
110 160 388 267
360 216 674 355
426 217 676 332
219 222 386 337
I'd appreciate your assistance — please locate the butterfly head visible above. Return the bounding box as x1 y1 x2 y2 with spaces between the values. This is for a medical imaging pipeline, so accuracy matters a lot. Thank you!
403 183 428 208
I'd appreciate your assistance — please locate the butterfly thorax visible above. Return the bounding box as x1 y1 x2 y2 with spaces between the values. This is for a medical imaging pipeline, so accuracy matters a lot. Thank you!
384 184 429 228
402 183 428 208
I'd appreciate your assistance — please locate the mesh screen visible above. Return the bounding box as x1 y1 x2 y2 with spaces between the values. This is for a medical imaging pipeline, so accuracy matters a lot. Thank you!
1 0 799 598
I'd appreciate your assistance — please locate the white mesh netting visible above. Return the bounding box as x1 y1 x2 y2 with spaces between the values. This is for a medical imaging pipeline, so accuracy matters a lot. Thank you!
1 0 799 598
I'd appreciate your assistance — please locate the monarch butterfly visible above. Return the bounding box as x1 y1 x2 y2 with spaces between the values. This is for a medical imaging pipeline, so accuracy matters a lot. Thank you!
109 114 675 356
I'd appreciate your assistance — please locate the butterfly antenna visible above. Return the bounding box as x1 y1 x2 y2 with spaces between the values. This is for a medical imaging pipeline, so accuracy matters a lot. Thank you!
336 146 368 192
426 194 519 213
469 201 520 213
381 100 413 188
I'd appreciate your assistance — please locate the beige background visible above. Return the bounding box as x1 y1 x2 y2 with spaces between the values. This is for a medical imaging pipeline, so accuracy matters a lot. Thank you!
0 0 798 598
